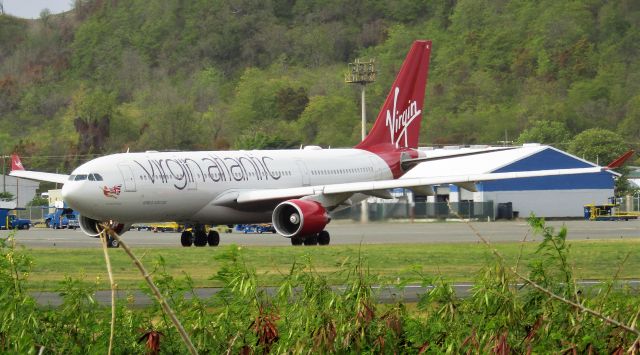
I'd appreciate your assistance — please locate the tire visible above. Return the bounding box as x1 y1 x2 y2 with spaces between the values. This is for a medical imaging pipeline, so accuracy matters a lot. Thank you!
25 225 30 230
207 230 220 246
181 231 193 247
291 236 303 246
108 237 119 248
317 230 330 245
303 235 318 246
194 230 207 247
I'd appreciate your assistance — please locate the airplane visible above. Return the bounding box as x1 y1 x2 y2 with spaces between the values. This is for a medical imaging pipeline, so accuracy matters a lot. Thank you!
10 40 605 247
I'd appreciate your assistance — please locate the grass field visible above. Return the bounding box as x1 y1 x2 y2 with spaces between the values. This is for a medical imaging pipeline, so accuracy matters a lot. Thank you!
23 238 640 291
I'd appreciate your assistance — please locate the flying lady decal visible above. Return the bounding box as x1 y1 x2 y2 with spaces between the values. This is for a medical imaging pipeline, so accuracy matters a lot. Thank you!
102 185 122 198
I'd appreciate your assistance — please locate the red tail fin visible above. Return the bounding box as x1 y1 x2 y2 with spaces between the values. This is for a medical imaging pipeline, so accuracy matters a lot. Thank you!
356 40 432 150
11 154 25 171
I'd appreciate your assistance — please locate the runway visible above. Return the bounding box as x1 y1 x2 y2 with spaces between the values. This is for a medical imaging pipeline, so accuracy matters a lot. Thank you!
3 219 639 248
30 280 640 307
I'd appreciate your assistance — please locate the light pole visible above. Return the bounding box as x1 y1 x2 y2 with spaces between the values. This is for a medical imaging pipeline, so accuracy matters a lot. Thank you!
346 58 376 223
345 58 376 140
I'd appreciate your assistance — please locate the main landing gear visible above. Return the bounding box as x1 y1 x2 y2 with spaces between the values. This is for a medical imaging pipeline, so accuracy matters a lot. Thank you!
291 230 330 246
181 225 220 247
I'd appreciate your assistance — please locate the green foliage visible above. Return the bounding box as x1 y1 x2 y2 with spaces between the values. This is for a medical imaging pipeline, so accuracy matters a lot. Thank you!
516 120 572 146
567 128 628 164
1 225 640 353
233 131 299 150
3 1 640 169
26 195 48 207
0 191 14 202
297 94 359 147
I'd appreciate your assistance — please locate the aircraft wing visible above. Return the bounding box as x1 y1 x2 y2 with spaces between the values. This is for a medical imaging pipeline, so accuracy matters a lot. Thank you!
10 170 69 184
234 167 604 204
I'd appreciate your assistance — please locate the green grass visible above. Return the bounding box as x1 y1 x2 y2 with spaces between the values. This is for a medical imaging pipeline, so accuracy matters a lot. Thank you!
23 238 640 291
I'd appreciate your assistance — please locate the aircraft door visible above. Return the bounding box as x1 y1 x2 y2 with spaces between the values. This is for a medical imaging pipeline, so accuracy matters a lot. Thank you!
368 156 385 180
296 161 310 186
118 164 137 192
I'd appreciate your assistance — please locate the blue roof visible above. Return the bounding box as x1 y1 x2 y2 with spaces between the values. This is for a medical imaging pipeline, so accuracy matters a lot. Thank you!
492 147 593 173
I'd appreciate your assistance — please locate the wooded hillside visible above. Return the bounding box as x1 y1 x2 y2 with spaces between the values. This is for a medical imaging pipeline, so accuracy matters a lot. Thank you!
1 0 639 171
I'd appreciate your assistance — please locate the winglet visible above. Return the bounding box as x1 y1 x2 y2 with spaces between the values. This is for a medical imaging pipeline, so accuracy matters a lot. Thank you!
606 150 634 169
11 154 25 171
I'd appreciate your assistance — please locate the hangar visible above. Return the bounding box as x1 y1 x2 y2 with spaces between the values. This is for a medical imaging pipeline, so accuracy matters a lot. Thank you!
404 144 617 218
0 175 39 209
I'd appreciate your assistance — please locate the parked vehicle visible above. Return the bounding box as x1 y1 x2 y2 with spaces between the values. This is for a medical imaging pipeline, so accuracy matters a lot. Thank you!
0 209 31 230
46 208 80 229
235 224 276 234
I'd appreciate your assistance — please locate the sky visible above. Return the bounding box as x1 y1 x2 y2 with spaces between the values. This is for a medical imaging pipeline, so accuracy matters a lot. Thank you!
2 0 73 19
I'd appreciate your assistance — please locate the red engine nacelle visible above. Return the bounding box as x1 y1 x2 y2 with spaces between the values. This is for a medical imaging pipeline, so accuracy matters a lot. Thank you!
272 199 330 237
79 215 130 238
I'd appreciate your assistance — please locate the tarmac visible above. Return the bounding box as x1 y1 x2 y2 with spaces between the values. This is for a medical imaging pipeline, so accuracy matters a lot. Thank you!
2 219 639 248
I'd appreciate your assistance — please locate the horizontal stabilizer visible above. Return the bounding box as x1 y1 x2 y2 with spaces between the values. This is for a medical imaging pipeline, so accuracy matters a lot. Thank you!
606 150 634 169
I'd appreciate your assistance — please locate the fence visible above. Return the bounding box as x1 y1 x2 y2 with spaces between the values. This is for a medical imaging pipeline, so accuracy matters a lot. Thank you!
13 202 497 224
332 201 495 221
14 207 52 222
615 194 640 212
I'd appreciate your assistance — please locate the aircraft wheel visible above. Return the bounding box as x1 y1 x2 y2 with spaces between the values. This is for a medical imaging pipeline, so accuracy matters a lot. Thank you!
181 231 193 247
194 229 207 247
317 231 330 245
303 235 318 246
207 230 220 247
291 236 303 246
108 237 120 248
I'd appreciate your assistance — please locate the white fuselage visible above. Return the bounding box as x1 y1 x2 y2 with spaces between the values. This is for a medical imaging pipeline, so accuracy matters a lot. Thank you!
61 148 393 224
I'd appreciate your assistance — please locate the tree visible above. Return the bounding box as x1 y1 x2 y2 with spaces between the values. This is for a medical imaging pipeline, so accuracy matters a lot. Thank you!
0 191 14 202
297 95 359 147
276 87 309 121
27 195 48 207
516 120 571 146
66 86 117 155
233 131 299 150
567 128 628 165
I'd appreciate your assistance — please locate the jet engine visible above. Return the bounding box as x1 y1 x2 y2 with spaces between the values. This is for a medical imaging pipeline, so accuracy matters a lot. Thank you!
272 199 330 238
79 215 130 238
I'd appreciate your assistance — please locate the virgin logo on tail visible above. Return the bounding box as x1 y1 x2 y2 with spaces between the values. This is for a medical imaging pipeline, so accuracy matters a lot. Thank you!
356 40 431 152
385 87 421 148
11 154 24 171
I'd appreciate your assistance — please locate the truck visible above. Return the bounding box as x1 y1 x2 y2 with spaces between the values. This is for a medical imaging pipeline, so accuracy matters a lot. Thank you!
46 207 80 229
235 224 276 234
0 209 32 230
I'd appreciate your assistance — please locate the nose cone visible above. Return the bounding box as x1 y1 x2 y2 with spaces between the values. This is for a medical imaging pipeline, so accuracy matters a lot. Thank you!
61 182 84 212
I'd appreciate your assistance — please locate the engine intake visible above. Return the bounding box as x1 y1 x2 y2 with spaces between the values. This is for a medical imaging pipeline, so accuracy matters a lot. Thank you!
79 215 130 238
272 199 330 237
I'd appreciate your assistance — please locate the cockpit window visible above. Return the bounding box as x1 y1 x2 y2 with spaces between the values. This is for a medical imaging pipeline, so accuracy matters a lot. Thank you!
93 174 103 181
74 174 87 181
68 175 76 181
88 174 95 181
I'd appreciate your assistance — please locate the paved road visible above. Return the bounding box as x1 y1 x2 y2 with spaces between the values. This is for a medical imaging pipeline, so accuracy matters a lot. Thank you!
31 280 640 308
2 219 639 248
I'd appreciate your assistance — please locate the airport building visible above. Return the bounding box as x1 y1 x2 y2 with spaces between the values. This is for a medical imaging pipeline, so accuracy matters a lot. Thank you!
0 175 39 209
405 144 617 218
